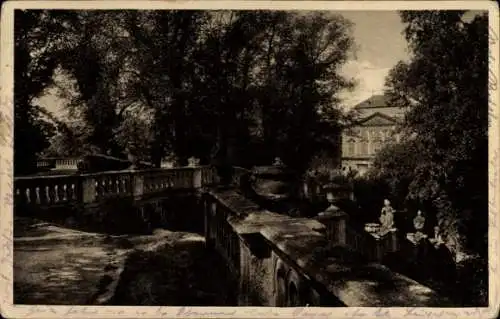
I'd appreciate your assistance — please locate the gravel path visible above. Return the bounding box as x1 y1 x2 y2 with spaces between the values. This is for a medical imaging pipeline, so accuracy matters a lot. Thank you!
14 217 235 306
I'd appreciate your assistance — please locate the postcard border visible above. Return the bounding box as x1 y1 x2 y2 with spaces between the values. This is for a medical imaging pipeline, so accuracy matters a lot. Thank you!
1 1 499 318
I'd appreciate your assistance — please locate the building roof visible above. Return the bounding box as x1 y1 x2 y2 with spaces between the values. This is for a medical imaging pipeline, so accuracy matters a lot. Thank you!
353 95 388 109
352 95 406 121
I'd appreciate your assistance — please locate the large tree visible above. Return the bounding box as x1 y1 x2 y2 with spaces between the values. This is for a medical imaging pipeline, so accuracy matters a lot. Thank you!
14 10 79 174
25 10 355 173
373 11 489 258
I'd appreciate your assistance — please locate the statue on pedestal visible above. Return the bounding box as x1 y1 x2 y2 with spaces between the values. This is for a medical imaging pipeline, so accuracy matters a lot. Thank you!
273 157 284 166
413 210 425 231
380 199 394 227
429 225 444 248
412 210 426 242
379 199 394 235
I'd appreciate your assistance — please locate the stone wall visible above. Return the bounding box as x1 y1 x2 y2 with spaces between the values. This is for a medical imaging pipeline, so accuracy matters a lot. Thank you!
204 188 453 307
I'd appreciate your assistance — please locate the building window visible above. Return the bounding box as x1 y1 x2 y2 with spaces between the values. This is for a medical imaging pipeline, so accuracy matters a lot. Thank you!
359 131 368 155
360 139 368 155
381 130 387 141
348 139 355 156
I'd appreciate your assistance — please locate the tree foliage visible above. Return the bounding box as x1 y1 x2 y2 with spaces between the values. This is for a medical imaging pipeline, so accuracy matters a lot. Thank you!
14 10 80 174
16 10 356 177
372 11 489 258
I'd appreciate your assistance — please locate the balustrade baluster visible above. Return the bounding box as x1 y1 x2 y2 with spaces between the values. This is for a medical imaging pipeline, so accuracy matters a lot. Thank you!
59 184 66 201
104 178 109 195
69 183 76 200
94 180 100 197
25 188 31 204
15 188 21 204
44 185 50 204
106 178 112 194
35 187 41 204
101 179 106 196
28 187 35 204
54 185 60 202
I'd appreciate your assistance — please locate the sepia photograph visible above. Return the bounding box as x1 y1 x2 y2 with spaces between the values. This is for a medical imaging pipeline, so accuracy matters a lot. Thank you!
1 0 499 317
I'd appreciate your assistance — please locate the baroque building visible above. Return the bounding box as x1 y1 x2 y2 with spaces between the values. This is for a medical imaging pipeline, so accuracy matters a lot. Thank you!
341 95 406 175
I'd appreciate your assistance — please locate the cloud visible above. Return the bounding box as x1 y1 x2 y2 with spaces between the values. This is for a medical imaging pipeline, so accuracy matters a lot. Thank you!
339 59 391 108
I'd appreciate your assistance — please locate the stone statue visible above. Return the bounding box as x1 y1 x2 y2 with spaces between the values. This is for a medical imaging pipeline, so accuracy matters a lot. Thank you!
188 157 200 167
429 226 444 247
273 157 284 166
413 210 425 232
379 199 395 230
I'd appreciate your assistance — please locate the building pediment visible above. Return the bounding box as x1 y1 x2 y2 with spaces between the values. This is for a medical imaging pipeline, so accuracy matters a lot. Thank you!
357 112 399 127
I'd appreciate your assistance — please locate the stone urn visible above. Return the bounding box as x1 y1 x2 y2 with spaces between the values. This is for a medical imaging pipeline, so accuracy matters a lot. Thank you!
250 165 295 200
188 157 200 167
321 183 344 215
127 153 138 169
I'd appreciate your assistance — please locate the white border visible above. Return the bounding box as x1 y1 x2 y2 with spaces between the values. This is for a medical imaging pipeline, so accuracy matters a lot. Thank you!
1 1 499 318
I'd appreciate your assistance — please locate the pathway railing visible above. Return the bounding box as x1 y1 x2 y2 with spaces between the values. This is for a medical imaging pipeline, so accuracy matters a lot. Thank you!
14 166 217 208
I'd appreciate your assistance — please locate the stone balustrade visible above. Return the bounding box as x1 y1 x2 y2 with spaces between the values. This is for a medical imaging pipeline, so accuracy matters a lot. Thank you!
15 165 451 307
203 188 451 307
55 158 80 170
14 166 216 208
15 174 81 206
316 211 399 262
36 159 52 170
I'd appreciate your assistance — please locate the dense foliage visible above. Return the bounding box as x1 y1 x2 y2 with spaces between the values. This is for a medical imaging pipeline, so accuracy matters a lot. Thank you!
15 10 356 174
371 11 489 260
14 10 77 174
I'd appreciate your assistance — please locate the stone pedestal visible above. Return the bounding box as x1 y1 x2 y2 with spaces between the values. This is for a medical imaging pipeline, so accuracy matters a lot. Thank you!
131 172 144 199
317 208 348 245
192 167 202 189
81 176 96 203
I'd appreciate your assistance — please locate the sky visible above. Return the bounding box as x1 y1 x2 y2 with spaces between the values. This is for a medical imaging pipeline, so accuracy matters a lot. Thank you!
338 11 410 107
36 10 411 118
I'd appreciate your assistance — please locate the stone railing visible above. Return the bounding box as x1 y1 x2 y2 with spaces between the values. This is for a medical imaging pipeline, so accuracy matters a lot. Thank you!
14 166 217 208
36 157 81 171
55 158 80 170
14 174 81 206
203 188 451 307
204 197 242 278
36 159 53 170
316 211 398 262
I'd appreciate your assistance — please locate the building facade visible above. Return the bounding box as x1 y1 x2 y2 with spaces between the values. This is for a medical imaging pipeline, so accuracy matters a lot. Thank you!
341 95 406 175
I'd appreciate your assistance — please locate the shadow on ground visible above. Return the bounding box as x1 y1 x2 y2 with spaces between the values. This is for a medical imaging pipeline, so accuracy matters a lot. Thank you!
14 217 235 306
